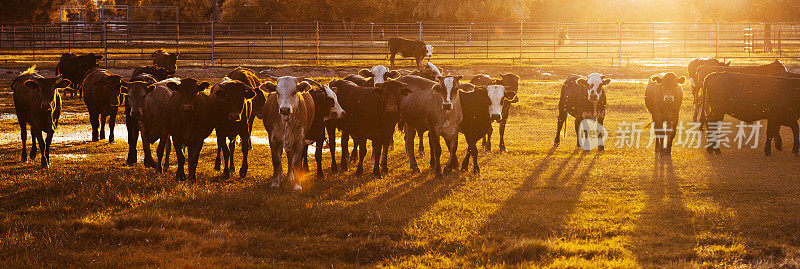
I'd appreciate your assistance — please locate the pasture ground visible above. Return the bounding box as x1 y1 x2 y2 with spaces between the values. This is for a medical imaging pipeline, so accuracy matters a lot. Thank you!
1 62 800 267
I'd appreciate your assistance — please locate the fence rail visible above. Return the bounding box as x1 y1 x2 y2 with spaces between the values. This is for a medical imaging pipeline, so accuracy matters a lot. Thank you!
1 21 798 67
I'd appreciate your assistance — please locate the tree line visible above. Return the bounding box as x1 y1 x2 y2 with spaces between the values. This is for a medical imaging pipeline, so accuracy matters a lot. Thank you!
2 0 799 23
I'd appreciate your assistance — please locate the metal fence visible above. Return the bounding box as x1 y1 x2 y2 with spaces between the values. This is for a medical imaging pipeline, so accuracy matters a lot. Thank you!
1 21 799 67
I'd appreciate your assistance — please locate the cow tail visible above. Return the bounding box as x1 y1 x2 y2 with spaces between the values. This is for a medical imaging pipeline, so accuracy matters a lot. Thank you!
561 115 567 139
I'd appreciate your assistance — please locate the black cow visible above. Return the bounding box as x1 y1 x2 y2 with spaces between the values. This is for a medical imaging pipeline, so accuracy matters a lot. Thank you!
166 78 212 181
210 77 259 178
471 73 520 152
701 72 800 156
55 52 102 98
554 73 610 151
459 84 506 174
299 81 346 178
12 66 71 168
388 37 432 69
80 68 127 143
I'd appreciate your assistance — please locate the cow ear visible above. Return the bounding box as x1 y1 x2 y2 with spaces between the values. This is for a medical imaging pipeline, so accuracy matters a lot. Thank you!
602 78 611 86
146 85 156 94
576 78 588 87
504 91 519 103
197 82 211 92
244 89 257 99
260 82 276 92
359 69 372 77
56 79 71 89
650 76 662 83
297 81 312 92
386 70 401 79
24 80 39 89
166 81 180 92
678 76 686 84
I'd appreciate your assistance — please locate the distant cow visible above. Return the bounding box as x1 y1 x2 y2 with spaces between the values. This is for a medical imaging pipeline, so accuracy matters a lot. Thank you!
261 76 315 189
554 73 610 151
166 78 212 181
471 73 520 152
80 68 128 143
645 73 685 156
56 52 102 98
152 49 178 73
124 73 158 165
300 82 346 178
330 78 411 178
131 65 174 82
400 75 463 177
126 76 174 172
12 66 71 168
459 83 506 174
687 58 729 121
702 72 800 156
388 37 432 69
410 62 443 81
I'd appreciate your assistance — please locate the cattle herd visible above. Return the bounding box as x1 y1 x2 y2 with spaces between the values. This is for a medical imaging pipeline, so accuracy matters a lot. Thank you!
9 45 800 190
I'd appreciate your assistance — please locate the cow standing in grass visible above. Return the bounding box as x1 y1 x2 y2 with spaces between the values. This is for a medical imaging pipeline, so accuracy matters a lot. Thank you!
126 77 175 172
80 68 128 143
124 73 159 165
645 73 685 156
213 68 264 179
55 52 102 99
12 66 71 168
166 78 212 181
554 73 610 151
300 81 346 178
458 83 506 174
687 58 729 121
471 73 520 152
388 37 432 69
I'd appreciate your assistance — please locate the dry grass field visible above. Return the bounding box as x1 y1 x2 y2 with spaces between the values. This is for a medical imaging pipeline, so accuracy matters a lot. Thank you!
1 61 800 267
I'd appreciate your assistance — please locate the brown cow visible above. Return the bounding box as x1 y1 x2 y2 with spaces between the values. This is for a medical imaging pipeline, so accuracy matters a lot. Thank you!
213 67 265 178
126 77 175 172
12 66 71 168
80 68 128 143
261 76 315 190
165 78 212 181
388 37 432 69
645 73 685 156
210 76 259 178
687 58 729 121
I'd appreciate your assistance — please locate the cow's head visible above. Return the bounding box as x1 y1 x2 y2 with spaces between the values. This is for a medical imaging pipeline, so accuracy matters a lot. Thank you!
152 49 178 73
167 78 210 117
434 75 463 111
577 73 610 103
104 74 127 107
425 44 433 57
259 76 311 118
77 53 103 70
485 84 507 122
650 73 685 104
373 79 411 113
123 80 155 118
24 75 71 131
215 77 257 122
323 85 346 120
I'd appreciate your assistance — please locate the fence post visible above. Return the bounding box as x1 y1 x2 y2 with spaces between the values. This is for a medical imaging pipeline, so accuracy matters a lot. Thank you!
102 22 108 68
419 21 422 41
370 23 374 43
315 21 320 67
211 21 215 66
618 21 623 67
520 21 524 67
31 23 35 61
715 21 719 59
175 22 180 54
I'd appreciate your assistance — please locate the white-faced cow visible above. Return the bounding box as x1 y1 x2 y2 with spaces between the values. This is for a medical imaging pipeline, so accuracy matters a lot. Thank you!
12 66 71 168
299 81 346 178
345 65 402 87
554 73 610 151
470 73 520 152
458 83 506 174
261 76 315 190
645 73 685 156
80 68 128 143
388 37 433 69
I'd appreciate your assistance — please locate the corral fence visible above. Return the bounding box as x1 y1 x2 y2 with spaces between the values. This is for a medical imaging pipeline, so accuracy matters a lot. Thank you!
0 21 798 67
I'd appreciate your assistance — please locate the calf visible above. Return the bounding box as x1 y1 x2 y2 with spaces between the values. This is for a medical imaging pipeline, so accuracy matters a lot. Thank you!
645 73 685 156
152 49 178 74
411 62 443 81
126 77 175 172
471 73 520 152
213 67 265 177
124 73 158 165
701 72 800 156
131 65 174 82
261 76 315 190
165 78 213 181
300 81 346 178
554 73 610 151
459 84 505 174
400 75 463 177
331 78 411 178
12 66 71 168
687 58 729 121
80 68 127 143
388 37 432 69
55 52 102 98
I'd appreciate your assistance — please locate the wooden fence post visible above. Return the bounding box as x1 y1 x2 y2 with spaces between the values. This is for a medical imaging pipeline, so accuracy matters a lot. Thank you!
211 21 215 66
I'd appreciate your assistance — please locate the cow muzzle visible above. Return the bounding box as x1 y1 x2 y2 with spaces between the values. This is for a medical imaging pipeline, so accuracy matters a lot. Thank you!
280 107 291 116
442 103 453 110
490 114 502 122
589 93 599 102
663 96 675 102
181 104 193 112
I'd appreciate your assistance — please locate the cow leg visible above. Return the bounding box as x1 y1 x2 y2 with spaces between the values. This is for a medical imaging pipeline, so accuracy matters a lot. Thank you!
162 135 171 173
666 121 677 156
390 53 396 69
154 138 164 173
417 131 425 157
301 145 310 171
765 121 780 156
43 131 53 168
34 130 47 168
597 117 606 152
315 140 324 178
214 146 222 171
173 137 186 181
429 132 443 178
499 105 510 152
108 112 117 143
340 131 350 171
574 118 582 149
789 121 800 156
472 143 480 174
218 137 231 177
143 137 156 169
443 136 458 174
269 138 284 187
355 139 367 177
555 107 567 146
483 126 493 152
239 134 251 179
19 121 27 163
229 138 237 175
654 121 663 155
90 112 100 142
126 118 139 165
350 141 360 164
187 141 203 182
372 139 383 178
405 126 420 173
99 114 107 140
326 125 339 173
381 138 390 173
